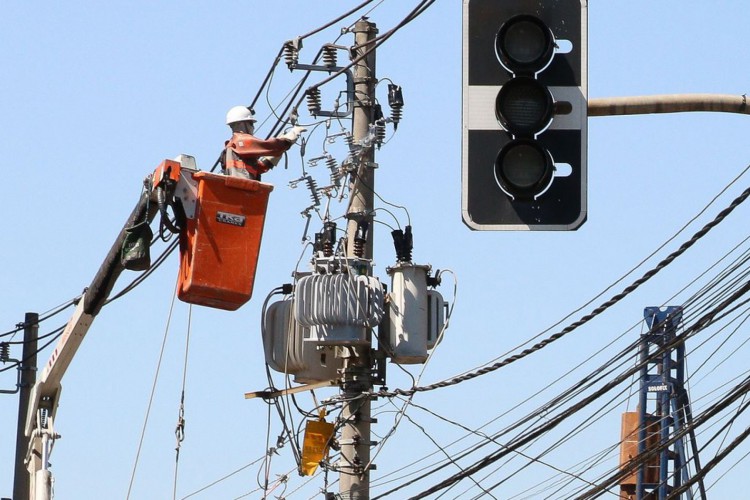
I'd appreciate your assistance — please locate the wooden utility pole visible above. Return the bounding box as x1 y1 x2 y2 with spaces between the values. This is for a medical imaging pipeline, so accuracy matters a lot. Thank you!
340 17 377 500
13 312 38 500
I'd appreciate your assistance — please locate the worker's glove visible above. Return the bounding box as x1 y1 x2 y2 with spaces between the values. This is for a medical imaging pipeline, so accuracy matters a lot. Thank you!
279 125 306 143
259 155 282 170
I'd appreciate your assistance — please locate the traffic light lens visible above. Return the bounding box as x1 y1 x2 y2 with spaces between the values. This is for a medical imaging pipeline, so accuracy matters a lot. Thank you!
495 77 553 135
505 22 545 64
501 144 545 188
496 15 554 73
495 140 554 199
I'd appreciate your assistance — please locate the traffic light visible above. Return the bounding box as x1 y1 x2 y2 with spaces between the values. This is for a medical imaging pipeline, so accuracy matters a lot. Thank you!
462 0 588 230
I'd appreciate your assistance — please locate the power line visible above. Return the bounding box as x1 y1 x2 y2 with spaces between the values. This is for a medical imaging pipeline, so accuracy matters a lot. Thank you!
406 282 750 498
126 287 180 499
372 182 750 400
0 327 64 374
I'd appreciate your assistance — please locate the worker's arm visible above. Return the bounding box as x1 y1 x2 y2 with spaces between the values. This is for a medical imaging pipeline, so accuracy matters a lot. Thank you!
227 127 306 177
229 134 294 157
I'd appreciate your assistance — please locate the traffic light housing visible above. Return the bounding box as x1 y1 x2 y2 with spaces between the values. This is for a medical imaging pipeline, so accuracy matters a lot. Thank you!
462 0 588 230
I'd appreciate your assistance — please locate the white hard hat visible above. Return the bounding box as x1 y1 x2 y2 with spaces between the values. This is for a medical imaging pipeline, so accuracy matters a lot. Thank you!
226 106 256 125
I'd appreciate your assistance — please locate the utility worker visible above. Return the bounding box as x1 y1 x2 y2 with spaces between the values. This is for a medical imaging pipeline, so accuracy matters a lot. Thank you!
222 105 306 179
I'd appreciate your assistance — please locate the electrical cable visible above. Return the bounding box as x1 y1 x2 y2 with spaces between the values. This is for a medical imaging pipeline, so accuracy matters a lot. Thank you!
466 385 631 498
374 186 750 498
0 325 23 339
572 374 750 500
349 169 411 228
0 327 64 374
234 6 748 496
519 444 623 500
249 45 287 114
280 468 325 499
38 297 79 322
406 398 612 500
307 0 436 93
1 323 66 346
179 455 267 499
475 387 633 499
368 324 642 496
460 163 750 381
686 304 750 388
105 238 179 304
249 0 378 114
0 298 77 339
393 285 750 498
265 0 435 142
172 304 192 500
699 393 750 460
126 284 179 500
378 284 744 498
259 286 305 468
398 403 498 500
370 382 630 499
298 0 379 40
704 442 750 494
261 399 274 498
546 312 750 498
372 183 750 400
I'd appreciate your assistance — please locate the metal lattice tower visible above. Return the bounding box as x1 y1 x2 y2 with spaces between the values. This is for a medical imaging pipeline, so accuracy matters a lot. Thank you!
620 306 706 500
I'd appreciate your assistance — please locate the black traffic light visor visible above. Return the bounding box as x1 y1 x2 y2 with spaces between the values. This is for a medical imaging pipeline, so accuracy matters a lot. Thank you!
495 139 555 200
495 14 555 75
495 77 554 135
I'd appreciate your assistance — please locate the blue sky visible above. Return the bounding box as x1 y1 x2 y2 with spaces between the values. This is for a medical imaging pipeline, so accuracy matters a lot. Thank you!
2 1 749 498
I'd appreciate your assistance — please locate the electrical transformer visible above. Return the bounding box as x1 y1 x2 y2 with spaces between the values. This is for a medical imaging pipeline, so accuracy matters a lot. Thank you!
382 263 446 364
294 271 384 344
263 298 341 384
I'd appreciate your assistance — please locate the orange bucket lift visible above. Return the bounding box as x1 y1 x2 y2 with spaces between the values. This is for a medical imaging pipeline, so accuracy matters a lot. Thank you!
153 159 274 310
178 171 273 310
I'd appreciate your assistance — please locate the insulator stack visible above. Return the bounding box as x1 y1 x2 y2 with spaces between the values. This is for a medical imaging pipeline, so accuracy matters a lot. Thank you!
305 176 321 206
284 42 299 69
375 121 386 147
390 106 402 129
354 243 366 259
325 155 338 171
322 45 338 67
326 155 342 187
306 88 322 116
388 83 404 131
344 131 356 152
323 239 334 257
322 221 337 257
354 221 369 258
373 103 385 148
391 225 413 263
0 342 9 362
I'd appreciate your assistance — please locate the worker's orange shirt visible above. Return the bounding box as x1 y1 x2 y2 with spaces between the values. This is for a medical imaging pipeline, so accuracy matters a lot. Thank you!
224 133 292 178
